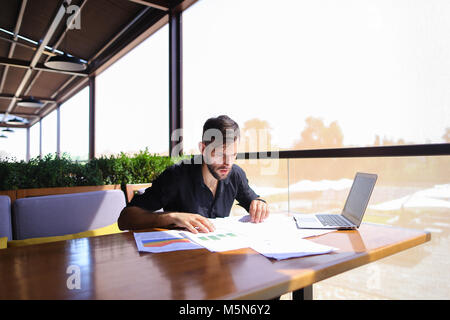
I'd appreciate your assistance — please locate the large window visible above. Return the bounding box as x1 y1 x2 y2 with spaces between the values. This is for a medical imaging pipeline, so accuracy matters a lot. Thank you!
184 0 450 300
60 87 89 161
0 127 26 161
29 123 40 159
96 25 169 157
41 110 57 157
288 156 450 299
183 0 450 153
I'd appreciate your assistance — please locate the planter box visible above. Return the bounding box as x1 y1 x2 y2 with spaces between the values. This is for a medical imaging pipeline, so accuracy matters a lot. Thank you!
0 185 121 205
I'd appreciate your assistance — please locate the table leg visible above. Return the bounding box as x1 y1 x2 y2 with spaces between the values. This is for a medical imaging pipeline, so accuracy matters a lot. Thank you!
292 285 313 300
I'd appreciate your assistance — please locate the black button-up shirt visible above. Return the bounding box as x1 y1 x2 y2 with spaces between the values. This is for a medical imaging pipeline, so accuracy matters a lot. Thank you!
127 156 260 218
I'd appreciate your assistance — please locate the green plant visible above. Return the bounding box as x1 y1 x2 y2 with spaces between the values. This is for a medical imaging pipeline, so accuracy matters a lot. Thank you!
0 149 191 191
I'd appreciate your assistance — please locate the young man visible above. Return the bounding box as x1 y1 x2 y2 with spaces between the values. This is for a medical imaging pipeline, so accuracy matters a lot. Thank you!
118 115 269 234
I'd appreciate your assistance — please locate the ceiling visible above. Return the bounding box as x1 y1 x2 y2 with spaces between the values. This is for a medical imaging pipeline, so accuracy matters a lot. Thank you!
0 0 196 128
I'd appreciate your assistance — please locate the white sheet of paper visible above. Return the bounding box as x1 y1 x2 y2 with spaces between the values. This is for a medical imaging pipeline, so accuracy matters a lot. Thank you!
250 237 337 260
134 230 202 253
211 214 334 241
208 214 337 259
134 214 337 259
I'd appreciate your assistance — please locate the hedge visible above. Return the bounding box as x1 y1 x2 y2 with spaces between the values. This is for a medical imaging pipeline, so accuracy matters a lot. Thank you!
0 149 190 191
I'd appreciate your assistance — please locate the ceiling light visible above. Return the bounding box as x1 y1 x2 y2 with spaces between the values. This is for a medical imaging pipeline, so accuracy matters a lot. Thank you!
5 117 25 125
17 96 43 108
2 128 14 133
44 54 87 71
0 134 7 138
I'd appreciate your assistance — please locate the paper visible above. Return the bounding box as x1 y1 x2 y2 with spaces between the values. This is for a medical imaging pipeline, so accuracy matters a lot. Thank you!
207 214 336 259
181 227 251 252
250 237 337 260
210 214 334 241
133 214 337 260
134 230 203 253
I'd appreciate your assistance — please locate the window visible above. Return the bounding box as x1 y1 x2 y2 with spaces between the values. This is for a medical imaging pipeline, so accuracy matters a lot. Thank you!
96 25 169 157
60 87 89 161
184 0 450 300
183 0 450 153
41 110 57 157
0 127 26 161
29 123 40 159
288 156 450 299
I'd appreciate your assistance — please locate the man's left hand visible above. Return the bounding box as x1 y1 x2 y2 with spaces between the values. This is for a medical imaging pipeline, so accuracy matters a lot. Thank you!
249 199 269 223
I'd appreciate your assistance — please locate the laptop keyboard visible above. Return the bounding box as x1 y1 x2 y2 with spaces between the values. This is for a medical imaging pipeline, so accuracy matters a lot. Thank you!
316 214 353 227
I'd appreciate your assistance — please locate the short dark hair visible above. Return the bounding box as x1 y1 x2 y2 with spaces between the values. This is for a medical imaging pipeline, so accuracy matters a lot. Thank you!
202 115 240 146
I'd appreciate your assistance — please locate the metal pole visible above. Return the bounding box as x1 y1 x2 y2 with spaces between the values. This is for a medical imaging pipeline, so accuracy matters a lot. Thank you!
56 104 61 157
26 126 30 161
39 119 42 158
169 9 183 157
89 76 96 159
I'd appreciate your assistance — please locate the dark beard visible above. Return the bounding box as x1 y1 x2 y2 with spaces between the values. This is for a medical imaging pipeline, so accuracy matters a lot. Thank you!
202 155 228 180
206 163 222 180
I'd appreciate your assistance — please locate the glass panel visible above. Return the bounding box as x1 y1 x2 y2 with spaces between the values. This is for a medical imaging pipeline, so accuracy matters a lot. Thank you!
183 0 450 152
96 25 169 157
288 156 450 299
60 87 89 161
41 110 57 157
232 158 289 216
29 123 40 159
0 128 26 161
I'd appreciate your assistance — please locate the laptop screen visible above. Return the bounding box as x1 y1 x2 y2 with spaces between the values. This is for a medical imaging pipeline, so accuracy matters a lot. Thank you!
342 173 377 226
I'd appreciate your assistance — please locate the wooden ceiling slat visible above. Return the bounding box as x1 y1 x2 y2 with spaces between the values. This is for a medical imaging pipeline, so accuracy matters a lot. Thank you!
18 0 61 44
0 0 197 126
1 68 28 95
0 0 21 31
28 72 73 98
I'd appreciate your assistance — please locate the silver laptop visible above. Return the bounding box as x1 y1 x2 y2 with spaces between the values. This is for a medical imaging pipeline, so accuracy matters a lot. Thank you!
294 172 377 229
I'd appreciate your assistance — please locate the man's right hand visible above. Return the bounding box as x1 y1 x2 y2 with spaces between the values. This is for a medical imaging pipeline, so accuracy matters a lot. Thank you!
167 212 215 234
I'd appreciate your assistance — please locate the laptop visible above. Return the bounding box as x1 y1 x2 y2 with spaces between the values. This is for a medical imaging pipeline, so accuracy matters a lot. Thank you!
293 172 378 229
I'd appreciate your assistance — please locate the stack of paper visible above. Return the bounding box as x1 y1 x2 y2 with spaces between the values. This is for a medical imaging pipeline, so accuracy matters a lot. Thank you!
190 214 337 259
133 214 338 260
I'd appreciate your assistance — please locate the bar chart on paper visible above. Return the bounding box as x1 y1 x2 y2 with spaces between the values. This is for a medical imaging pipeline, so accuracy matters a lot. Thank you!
182 229 251 252
197 232 238 241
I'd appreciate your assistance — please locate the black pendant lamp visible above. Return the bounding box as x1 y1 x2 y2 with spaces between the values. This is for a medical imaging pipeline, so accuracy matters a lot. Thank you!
44 54 87 72
5 117 25 125
17 96 43 108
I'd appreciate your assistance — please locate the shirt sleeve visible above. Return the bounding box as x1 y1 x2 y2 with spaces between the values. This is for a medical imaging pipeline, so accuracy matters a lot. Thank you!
127 165 178 212
234 166 260 212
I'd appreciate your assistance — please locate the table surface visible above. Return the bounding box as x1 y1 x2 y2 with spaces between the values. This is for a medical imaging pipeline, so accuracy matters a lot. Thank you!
0 222 430 299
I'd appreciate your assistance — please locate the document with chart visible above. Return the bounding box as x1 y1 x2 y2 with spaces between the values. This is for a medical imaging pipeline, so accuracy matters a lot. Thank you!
204 214 336 259
181 228 251 252
134 230 203 253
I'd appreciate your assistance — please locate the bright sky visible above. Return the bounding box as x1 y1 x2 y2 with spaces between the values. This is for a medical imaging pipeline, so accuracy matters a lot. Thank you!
182 0 450 151
1 0 449 160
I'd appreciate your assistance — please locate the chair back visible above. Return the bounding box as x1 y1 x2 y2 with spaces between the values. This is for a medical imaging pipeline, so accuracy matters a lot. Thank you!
0 196 12 240
12 190 126 240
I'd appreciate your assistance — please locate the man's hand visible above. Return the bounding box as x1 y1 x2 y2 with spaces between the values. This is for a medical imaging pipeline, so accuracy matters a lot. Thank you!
167 212 215 234
249 199 269 223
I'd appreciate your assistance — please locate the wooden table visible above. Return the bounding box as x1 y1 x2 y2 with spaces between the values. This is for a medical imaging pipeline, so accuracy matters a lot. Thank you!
0 223 430 300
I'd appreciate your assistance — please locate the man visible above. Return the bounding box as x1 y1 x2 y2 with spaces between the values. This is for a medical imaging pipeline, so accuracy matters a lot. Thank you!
118 115 269 233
